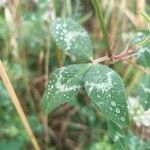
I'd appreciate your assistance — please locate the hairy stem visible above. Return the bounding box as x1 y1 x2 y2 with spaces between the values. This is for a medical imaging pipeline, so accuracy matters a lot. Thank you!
0 60 40 150
92 0 112 57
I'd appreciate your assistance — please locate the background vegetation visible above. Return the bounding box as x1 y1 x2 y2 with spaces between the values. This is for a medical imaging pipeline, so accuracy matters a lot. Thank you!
0 0 150 149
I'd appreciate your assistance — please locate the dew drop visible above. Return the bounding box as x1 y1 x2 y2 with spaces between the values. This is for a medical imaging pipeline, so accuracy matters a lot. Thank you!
115 108 120 114
97 95 100 98
121 117 125 121
114 135 119 141
111 101 117 107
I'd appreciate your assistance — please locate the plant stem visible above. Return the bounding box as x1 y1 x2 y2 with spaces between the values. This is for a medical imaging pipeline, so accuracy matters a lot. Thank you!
92 0 112 58
0 60 40 150
92 53 137 64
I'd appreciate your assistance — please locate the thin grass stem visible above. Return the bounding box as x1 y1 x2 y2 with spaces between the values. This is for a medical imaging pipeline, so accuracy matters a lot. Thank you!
0 60 40 150
92 0 112 58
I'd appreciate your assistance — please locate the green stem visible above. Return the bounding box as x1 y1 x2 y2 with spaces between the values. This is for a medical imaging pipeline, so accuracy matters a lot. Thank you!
92 0 112 57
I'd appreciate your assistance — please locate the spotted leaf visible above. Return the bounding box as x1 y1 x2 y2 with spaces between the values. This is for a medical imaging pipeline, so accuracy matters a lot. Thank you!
108 120 127 150
137 74 150 110
41 64 91 113
51 18 93 61
137 46 150 68
84 64 129 127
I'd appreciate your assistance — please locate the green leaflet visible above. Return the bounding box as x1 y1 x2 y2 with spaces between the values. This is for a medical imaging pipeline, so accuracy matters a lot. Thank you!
41 62 129 128
137 46 150 68
134 31 150 109
131 31 150 45
137 74 150 110
132 31 150 68
41 64 91 113
51 18 93 61
84 64 129 127
107 120 127 150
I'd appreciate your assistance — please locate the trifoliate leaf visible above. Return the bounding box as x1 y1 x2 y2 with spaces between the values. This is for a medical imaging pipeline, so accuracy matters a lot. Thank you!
84 64 129 127
107 120 127 150
137 46 150 68
51 18 93 61
41 64 91 113
137 74 150 110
